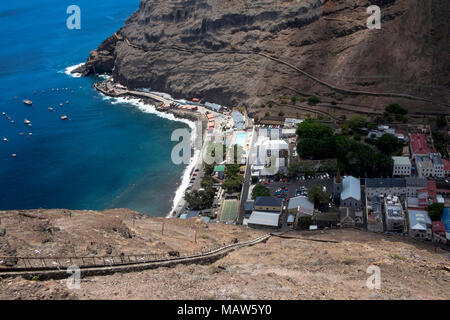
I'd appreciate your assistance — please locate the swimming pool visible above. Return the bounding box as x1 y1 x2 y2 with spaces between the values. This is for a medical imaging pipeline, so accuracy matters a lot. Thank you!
235 132 247 147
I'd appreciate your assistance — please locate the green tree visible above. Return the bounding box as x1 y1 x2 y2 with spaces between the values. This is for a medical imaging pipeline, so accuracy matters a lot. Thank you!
376 133 400 155
252 184 270 199
308 96 320 105
308 185 330 208
184 188 215 210
222 175 243 192
347 115 367 130
278 111 285 116
426 203 444 221
291 96 297 104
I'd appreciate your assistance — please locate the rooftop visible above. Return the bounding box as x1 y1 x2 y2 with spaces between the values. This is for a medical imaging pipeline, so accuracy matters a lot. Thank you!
288 196 314 212
392 156 411 166
410 134 430 155
408 209 431 231
366 178 406 188
247 210 280 227
443 159 450 171
254 196 283 208
341 176 361 201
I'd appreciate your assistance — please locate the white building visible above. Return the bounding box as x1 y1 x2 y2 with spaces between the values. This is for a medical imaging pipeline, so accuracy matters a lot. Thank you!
384 195 406 233
407 209 432 240
250 135 289 177
392 157 411 176
416 153 444 178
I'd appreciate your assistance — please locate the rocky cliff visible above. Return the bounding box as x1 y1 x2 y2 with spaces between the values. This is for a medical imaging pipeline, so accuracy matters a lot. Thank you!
75 0 449 116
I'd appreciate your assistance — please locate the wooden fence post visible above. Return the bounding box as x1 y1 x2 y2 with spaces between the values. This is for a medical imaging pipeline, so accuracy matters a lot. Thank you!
194 230 197 243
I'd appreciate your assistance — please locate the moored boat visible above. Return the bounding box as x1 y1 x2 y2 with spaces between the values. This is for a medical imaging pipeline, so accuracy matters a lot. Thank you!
23 99 33 106
61 115 68 120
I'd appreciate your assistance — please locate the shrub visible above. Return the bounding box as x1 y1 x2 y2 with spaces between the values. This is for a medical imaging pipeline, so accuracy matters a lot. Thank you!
308 95 320 105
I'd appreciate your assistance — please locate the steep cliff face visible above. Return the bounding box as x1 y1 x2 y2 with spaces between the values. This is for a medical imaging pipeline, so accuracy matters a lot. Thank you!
76 0 449 115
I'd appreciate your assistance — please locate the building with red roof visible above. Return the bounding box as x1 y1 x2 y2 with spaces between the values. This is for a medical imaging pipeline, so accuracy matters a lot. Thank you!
410 134 430 158
443 159 450 177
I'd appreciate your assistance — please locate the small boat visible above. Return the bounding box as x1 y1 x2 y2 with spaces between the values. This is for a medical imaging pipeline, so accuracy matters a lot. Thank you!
11 154 17 157
48 107 54 111
66 100 69 104
24 119 31 124
27 124 32 127
59 103 63 107
23 99 33 106
61 115 68 120
11 120 14 124
3 138 7 142
19 133 24 136
29 133 32 136
2 112 5 115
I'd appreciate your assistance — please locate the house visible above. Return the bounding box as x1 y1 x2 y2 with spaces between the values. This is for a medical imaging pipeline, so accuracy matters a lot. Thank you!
253 196 283 212
384 195 406 233
432 221 447 244
443 159 450 177
284 118 303 128
366 196 384 232
407 209 432 240
244 200 254 219
410 134 430 159
392 157 411 176
340 176 361 208
442 207 450 241
204 102 222 112
365 178 406 198
365 178 427 198
416 154 444 178
250 136 289 177
314 211 340 228
246 210 281 229
281 128 297 138
287 196 314 217
230 111 245 130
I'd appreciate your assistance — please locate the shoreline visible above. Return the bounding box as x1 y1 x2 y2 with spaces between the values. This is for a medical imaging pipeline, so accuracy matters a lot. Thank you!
99 93 204 219
68 66 206 218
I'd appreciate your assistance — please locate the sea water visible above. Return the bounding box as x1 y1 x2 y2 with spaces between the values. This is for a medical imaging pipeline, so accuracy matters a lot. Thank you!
0 0 191 216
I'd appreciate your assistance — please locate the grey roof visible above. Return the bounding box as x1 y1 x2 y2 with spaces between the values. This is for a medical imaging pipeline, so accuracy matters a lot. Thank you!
365 178 406 188
231 111 245 130
247 210 280 227
408 209 431 230
341 176 361 201
245 201 254 211
288 196 314 211
432 153 443 165
405 177 427 188
254 196 282 207
186 210 200 218
204 102 222 111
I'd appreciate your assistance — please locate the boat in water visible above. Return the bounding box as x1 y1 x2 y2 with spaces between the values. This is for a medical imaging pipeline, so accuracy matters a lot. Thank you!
24 119 31 125
48 107 54 111
23 99 33 106
61 115 68 120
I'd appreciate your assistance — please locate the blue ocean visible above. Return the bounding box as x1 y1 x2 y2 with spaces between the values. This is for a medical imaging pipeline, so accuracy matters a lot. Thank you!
0 0 190 216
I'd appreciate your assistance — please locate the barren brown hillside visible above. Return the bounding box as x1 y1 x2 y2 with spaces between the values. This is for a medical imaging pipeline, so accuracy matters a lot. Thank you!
0 210 449 300
75 0 449 118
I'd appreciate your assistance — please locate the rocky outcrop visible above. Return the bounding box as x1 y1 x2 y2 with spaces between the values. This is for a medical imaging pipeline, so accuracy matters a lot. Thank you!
75 0 449 115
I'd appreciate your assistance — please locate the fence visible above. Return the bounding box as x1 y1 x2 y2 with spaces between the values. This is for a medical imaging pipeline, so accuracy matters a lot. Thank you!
0 234 271 272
